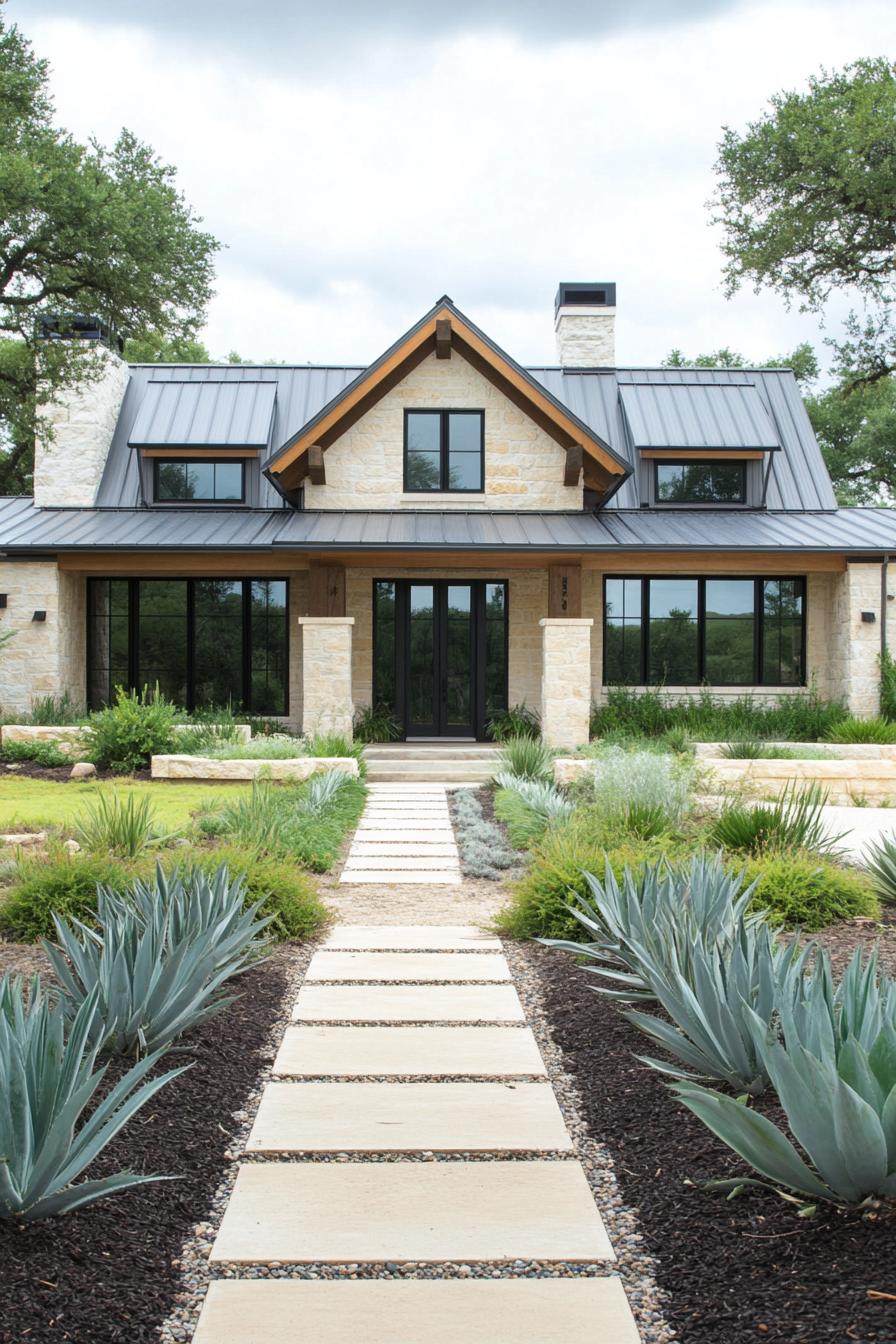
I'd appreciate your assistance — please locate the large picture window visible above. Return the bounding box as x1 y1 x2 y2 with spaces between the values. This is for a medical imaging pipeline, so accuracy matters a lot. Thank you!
603 576 805 687
87 577 288 712
404 410 484 492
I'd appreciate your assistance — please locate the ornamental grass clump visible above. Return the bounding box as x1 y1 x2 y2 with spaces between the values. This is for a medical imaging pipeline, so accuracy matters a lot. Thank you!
825 716 896 745
72 790 173 858
493 735 554 782
0 975 185 1222
45 863 273 1056
673 948 896 1208
487 702 541 741
710 782 845 857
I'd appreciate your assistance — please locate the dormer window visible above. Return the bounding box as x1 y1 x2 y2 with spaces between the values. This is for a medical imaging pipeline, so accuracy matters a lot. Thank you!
404 410 484 492
154 459 245 503
655 460 746 505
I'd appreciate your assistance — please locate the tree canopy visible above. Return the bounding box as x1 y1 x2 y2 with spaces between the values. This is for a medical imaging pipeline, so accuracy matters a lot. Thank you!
0 9 220 492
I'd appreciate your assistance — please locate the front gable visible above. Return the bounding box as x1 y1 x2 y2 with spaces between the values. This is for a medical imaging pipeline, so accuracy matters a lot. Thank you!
263 297 630 508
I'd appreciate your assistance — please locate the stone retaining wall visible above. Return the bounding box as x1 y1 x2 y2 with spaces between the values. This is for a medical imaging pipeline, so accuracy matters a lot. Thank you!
706 757 896 805
694 741 896 760
150 755 359 781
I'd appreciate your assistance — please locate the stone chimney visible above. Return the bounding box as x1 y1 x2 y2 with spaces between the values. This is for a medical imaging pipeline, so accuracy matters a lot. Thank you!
554 282 616 368
33 337 129 507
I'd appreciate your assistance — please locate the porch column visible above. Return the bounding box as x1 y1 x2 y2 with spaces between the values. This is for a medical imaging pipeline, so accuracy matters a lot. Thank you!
298 616 355 740
829 562 885 717
540 617 593 749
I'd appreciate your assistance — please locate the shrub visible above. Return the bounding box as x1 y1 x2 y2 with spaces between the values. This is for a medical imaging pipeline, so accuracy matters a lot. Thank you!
0 975 184 1221
710 782 845 857
175 705 245 754
0 853 149 942
83 685 178 773
493 776 572 848
740 853 878 930
46 863 274 1055
589 747 692 830
673 948 896 1207
495 813 690 941
881 648 896 722
72 790 173 858
591 685 847 742
487 703 541 741
308 734 366 778
183 845 329 940
27 692 86 726
204 737 310 760
450 789 518 880
493 735 553 782
864 832 896 905
353 703 402 743
0 738 72 767
824 716 896 744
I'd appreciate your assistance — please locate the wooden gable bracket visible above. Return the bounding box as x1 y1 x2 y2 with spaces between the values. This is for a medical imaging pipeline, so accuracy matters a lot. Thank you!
564 444 583 488
308 445 326 485
435 318 452 359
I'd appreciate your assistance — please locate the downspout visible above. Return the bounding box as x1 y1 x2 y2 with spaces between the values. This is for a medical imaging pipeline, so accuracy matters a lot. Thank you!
882 554 891 665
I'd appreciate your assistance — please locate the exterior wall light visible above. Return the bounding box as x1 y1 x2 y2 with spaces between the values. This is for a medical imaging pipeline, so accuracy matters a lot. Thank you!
0 595 6 608
32 610 47 622
861 611 877 623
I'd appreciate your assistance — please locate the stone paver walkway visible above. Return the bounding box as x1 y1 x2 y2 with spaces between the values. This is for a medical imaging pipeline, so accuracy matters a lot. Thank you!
340 785 462 885
193 923 642 1343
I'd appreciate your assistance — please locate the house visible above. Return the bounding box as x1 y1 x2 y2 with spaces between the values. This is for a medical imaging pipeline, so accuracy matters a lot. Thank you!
1 284 895 748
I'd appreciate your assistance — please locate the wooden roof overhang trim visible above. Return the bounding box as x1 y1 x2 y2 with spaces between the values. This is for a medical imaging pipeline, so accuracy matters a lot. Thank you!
262 298 631 500
137 446 261 459
639 449 766 461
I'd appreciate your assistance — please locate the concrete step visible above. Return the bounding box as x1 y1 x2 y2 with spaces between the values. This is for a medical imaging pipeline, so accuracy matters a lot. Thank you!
365 763 494 783
364 745 501 760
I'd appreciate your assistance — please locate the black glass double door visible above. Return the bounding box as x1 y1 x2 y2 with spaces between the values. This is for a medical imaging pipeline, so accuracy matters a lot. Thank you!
373 579 508 739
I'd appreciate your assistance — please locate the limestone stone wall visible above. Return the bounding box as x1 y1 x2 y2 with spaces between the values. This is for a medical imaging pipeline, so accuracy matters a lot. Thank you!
344 566 549 714
540 619 593 748
299 617 354 739
820 563 884 715
33 349 130 507
554 309 616 367
151 754 358 781
0 561 86 715
302 352 582 512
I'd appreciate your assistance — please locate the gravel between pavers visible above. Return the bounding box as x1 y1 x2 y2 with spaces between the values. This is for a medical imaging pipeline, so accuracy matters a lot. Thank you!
504 940 676 1344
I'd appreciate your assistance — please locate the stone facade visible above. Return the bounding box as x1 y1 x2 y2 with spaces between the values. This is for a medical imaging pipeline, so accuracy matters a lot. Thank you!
33 348 130 507
540 619 593 749
299 617 355 739
554 307 616 367
0 561 86 715
302 352 582 512
822 563 885 716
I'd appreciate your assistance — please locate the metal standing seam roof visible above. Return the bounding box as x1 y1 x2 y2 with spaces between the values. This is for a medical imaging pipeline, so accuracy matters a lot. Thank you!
127 379 278 448
2 497 896 554
618 381 780 451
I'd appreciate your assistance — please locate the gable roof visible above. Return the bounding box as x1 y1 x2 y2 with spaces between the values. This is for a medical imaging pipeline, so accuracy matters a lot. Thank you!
260 296 631 501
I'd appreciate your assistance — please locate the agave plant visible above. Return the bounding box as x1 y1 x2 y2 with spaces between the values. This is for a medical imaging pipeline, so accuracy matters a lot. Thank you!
0 975 185 1221
44 863 273 1056
295 769 352 816
864 833 896 905
673 948 896 1206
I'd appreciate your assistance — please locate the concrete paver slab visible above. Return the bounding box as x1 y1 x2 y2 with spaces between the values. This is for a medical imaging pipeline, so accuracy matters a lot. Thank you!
322 925 501 949
273 1025 546 1076
340 869 461 884
348 842 459 857
246 1082 571 1153
305 952 510 982
210 1160 614 1264
293 984 525 1022
341 856 459 871
192 1278 640 1344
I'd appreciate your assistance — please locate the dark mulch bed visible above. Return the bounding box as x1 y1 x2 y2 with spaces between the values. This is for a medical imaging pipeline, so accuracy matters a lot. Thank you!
1 762 152 782
534 941 896 1344
0 946 294 1344
813 911 896 975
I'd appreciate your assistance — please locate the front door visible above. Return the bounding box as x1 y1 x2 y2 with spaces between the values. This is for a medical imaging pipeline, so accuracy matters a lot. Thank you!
373 579 508 739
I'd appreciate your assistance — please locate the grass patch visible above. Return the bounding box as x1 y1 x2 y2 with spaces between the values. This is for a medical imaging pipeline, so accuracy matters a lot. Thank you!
0 778 251 831
197 775 367 872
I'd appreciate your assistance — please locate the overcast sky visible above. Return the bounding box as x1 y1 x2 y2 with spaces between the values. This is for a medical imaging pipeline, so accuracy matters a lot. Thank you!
11 0 896 372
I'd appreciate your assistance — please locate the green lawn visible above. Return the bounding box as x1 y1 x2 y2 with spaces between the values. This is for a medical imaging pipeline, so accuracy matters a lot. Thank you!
0 777 251 831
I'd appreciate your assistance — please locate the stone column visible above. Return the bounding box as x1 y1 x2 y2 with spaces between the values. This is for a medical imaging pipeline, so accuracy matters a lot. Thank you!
0 560 86 716
540 618 593 749
298 616 355 740
33 347 129 507
828 562 886 717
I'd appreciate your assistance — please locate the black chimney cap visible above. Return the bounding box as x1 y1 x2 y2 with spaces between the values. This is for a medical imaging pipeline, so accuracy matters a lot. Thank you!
35 314 124 353
555 282 616 315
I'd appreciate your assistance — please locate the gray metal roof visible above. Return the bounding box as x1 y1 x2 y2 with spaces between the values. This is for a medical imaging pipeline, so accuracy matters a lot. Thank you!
95 360 838 513
618 381 780 451
3 496 896 555
128 379 277 448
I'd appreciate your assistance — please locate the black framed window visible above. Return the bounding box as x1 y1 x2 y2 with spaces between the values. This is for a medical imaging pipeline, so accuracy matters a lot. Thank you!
603 576 805 687
404 410 484 492
154 459 245 502
654 460 746 504
86 577 288 712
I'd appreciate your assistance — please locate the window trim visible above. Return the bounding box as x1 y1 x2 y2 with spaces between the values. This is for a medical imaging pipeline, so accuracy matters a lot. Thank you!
403 409 485 494
86 577 289 714
653 459 747 507
602 575 806 688
153 458 246 505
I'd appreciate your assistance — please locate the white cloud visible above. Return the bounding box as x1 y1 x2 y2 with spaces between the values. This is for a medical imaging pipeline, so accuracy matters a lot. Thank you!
10 0 896 370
